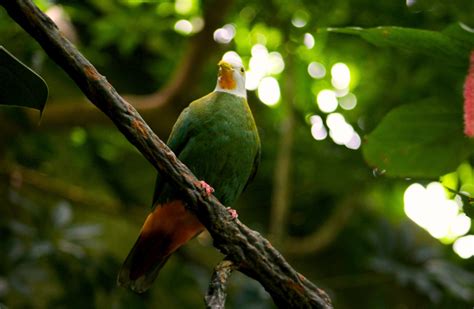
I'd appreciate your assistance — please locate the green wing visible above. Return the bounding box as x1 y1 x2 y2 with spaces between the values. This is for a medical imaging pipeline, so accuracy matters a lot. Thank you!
243 141 261 191
152 107 194 205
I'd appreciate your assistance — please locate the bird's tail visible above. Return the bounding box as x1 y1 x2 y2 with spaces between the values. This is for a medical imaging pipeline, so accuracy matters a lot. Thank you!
117 200 204 293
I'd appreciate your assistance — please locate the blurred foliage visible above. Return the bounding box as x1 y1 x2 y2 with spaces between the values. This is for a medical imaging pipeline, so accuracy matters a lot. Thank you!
1 0 474 308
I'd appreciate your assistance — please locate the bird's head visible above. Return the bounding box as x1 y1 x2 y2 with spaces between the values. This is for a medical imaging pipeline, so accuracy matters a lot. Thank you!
215 53 246 98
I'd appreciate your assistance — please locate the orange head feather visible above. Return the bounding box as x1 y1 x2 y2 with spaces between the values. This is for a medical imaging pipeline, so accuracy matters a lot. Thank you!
217 60 237 90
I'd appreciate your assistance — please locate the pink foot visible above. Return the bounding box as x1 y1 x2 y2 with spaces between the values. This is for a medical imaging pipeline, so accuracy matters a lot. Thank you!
226 207 238 220
199 180 214 197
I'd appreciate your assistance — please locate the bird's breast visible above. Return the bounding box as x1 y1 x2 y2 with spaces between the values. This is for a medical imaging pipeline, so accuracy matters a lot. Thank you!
180 94 259 205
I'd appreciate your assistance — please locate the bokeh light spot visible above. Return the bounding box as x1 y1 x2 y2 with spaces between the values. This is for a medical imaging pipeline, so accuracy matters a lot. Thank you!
304 33 315 49
174 19 193 35
246 45 284 91
190 16 204 33
317 90 338 113
308 62 326 79
339 93 357 110
326 113 345 129
326 113 356 146
213 24 236 44
345 132 361 150
267 52 285 75
249 58 266 78
249 44 269 78
329 122 354 145
70 127 87 146
258 77 280 106
291 10 309 28
453 235 474 259
450 213 471 238
311 124 328 141
251 44 268 58
245 71 260 91
331 62 351 90
310 115 323 127
175 0 194 15
403 182 471 242
310 115 327 140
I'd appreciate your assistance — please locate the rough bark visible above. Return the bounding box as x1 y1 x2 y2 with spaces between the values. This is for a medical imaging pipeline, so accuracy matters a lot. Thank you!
0 1 332 307
205 260 236 309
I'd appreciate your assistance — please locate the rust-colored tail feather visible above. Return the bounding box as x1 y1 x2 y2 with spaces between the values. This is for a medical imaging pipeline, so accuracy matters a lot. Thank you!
117 200 204 293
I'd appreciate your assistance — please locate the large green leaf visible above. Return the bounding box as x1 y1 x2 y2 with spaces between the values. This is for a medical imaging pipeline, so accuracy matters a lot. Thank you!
362 101 473 178
0 46 48 114
327 26 473 67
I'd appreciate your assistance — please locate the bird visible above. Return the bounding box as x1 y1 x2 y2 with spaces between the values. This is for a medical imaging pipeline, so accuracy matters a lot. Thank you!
117 53 261 293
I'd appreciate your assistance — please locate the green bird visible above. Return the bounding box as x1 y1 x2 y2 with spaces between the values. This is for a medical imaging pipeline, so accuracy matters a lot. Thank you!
117 54 261 293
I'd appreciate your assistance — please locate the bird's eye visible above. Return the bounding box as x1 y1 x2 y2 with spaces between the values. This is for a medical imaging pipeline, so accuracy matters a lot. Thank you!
240 68 245 73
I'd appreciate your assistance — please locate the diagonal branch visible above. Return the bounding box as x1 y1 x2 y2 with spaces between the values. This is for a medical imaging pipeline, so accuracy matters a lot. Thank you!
205 259 236 309
0 1 332 308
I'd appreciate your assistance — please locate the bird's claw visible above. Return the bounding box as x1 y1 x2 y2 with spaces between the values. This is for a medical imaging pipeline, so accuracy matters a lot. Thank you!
197 181 236 219
199 180 214 197
226 207 238 220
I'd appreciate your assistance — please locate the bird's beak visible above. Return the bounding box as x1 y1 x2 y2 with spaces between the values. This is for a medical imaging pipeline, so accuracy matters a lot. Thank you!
218 60 233 71
217 60 236 89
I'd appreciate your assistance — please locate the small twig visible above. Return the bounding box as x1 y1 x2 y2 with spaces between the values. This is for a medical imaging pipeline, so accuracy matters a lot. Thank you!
0 163 121 213
283 196 359 255
205 260 236 309
133 0 234 110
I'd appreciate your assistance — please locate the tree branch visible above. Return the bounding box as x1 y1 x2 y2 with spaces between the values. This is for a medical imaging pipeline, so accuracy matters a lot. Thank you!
269 52 295 244
283 196 360 255
0 1 332 307
205 260 236 309
133 0 234 111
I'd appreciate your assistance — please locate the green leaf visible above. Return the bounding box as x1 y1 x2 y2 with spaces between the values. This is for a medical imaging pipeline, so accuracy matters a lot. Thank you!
362 101 473 178
327 26 473 67
442 22 474 47
0 46 48 114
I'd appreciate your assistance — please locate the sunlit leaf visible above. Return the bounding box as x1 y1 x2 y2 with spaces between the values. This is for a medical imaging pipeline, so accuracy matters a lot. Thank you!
363 101 473 178
327 26 473 67
0 46 48 114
